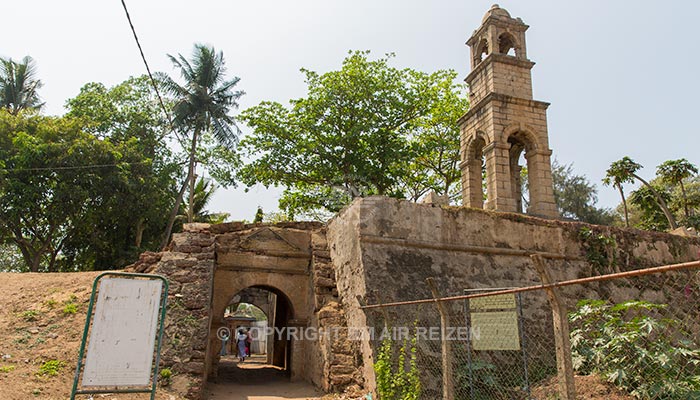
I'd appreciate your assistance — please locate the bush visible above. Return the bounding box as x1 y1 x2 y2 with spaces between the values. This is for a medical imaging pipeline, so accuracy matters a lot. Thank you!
374 327 421 400
62 303 78 315
569 299 700 398
36 360 64 377
159 368 172 386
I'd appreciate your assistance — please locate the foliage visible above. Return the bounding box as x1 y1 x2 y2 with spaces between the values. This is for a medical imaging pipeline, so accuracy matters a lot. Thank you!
21 310 39 322
455 359 500 400
603 157 640 227
0 112 136 271
159 367 172 386
374 327 420 400
62 303 78 315
604 157 677 230
657 159 698 222
629 181 673 232
552 160 614 225
178 177 229 224
0 56 43 114
569 299 700 398
578 227 617 274
239 50 459 216
614 173 700 232
156 43 244 245
0 365 15 373
399 75 468 202
36 359 64 377
253 207 264 223
64 76 181 268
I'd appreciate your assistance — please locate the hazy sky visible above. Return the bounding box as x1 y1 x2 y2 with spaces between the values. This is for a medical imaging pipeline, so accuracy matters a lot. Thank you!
3 1 698 220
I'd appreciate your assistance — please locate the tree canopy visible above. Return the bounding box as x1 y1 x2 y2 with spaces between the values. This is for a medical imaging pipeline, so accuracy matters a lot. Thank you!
239 51 463 217
0 76 181 272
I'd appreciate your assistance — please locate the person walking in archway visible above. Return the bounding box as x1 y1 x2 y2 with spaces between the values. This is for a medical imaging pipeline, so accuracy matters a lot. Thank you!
236 328 248 362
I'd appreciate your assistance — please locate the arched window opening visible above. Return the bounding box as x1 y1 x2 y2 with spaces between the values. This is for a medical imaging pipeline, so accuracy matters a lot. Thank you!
507 133 531 213
475 38 489 65
474 136 487 206
498 33 517 56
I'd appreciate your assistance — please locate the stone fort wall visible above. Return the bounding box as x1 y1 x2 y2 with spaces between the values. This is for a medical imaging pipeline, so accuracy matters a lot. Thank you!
327 196 700 394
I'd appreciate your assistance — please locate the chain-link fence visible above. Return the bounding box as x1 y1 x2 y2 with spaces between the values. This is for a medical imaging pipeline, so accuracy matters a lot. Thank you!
362 259 700 400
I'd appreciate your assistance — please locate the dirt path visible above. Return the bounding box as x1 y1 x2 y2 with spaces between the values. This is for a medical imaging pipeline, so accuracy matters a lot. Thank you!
205 355 322 400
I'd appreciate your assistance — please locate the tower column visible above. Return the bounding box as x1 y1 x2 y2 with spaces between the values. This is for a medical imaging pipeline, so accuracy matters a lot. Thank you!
483 142 517 212
525 150 557 217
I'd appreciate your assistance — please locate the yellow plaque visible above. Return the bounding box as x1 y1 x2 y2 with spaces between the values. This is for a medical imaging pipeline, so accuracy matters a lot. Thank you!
470 293 516 310
471 311 520 351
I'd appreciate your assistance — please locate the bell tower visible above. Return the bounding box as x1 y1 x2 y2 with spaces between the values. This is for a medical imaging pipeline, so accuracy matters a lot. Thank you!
459 4 557 218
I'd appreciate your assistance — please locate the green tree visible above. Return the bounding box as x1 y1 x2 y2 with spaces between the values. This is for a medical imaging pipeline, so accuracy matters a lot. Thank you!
552 160 614 225
629 182 673 231
156 44 244 247
603 157 677 230
239 51 454 216
0 112 127 271
65 77 181 268
656 159 698 221
400 74 467 202
0 56 43 114
253 207 264 223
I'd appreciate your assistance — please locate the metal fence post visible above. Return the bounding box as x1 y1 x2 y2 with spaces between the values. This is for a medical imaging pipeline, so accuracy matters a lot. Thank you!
530 254 576 400
426 278 454 400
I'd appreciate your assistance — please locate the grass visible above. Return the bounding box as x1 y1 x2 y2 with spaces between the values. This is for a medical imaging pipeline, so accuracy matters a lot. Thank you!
21 310 39 322
62 303 78 315
36 360 64 377
0 365 15 373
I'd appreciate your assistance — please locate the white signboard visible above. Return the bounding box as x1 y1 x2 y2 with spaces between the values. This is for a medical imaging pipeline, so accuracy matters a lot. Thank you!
471 310 521 351
82 278 162 387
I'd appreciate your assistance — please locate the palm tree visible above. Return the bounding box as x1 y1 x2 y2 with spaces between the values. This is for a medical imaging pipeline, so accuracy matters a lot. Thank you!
604 157 677 230
156 44 244 249
177 177 229 224
657 159 698 220
0 56 44 114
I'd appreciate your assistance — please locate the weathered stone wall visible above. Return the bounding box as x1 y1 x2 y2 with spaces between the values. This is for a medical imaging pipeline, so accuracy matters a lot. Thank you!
130 223 217 399
327 196 700 394
130 222 363 399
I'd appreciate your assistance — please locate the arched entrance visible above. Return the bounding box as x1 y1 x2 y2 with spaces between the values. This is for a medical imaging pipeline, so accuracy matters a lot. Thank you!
206 225 316 385
213 285 295 385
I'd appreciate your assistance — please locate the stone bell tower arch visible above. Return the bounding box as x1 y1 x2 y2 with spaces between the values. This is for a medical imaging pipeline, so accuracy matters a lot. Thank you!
459 4 557 218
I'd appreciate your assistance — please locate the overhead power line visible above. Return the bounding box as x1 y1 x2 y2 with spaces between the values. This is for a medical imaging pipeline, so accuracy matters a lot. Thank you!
118 0 183 144
0 161 153 173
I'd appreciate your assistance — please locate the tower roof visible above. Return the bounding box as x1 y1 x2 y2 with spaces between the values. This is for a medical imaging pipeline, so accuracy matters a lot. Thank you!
482 4 511 23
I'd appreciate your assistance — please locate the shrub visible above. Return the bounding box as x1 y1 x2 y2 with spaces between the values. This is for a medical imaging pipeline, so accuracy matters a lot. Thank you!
374 326 421 400
569 299 700 398
62 303 78 315
36 360 64 377
21 310 39 322
159 368 172 386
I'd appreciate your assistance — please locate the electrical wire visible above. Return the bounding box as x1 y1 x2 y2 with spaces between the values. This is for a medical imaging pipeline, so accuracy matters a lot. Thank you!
118 0 184 144
0 161 152 173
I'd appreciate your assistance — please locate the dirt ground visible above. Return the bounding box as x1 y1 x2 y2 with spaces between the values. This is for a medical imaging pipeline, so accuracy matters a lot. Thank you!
206 355 322 400
0 271 634 400
0 272 186 400
0 272 329 400
531 374 633 399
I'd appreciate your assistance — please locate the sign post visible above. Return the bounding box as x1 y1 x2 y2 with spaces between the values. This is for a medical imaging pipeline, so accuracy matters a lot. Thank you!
463 288 530 399
70 272 169 400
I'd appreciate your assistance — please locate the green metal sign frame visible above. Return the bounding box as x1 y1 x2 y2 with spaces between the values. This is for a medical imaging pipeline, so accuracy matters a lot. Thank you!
70 272 169 400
